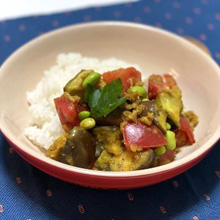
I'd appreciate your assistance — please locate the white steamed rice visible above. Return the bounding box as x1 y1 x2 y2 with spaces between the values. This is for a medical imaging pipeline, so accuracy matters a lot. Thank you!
25 53 141 149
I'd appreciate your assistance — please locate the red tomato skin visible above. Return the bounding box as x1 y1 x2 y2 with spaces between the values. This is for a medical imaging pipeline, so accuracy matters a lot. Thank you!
123 123 167 151
175 116 195 147
148 75 164 100
164 74 176 87
102 67 141 91
54 97 77 124
148 74 176 99
54 96 86 131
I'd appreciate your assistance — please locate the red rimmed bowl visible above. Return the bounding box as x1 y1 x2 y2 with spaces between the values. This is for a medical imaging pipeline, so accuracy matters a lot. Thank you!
1 22 220 189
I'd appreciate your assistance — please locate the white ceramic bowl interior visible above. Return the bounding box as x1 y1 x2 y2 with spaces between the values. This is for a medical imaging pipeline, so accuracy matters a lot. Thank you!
0 22 220 177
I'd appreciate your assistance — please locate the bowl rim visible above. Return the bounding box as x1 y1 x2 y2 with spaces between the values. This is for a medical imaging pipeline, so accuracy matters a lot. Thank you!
1 21 220 177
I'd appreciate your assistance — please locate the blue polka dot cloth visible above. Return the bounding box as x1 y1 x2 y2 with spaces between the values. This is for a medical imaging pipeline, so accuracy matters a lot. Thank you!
0 0 220 219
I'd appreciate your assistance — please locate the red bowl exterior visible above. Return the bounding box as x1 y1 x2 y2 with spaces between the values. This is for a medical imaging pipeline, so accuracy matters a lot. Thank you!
3 132 214 189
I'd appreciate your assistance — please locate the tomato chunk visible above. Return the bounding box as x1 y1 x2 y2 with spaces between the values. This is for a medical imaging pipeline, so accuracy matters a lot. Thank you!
123 123 167 151
102 67 141 91
158 150 175 165
54 96 80 132
175 116 195 147
148 74 176 99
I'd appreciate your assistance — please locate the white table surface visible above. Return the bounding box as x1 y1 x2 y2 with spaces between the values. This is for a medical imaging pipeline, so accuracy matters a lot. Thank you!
0 0 137 20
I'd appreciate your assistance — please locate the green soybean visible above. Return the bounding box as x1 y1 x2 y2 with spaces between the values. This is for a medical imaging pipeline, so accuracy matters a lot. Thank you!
78 111 91 121
155 146 166 156
82 72 101 88
166 131 176 150
142 98 149 102
80 118 96 130
166 122 171 130
129 86 146 97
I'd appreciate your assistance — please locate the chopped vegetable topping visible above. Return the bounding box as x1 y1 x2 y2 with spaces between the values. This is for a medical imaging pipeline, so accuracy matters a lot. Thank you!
78 111 91 121
80 118 96 130
155 146 166 156
47 67 198 172
87 79 126 118
102 67 142 91
54 95 79 132
175 116 195 147
123 123 167 151
148 74 176 99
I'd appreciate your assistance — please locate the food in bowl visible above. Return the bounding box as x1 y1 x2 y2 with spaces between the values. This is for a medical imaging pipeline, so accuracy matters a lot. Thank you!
25 53 198 171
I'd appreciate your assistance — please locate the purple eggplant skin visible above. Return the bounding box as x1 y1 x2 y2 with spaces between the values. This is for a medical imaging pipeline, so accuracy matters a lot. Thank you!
59 126 96 168
142 100 167 133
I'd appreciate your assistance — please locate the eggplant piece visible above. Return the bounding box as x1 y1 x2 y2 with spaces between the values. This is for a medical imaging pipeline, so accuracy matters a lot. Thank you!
46 134 67 160
95 149 154 171
92 126 123 156
64 69 94 99
154 102 167 132
142 100 167 133
59 127 95 168
94 108 123 127
155 85 183 127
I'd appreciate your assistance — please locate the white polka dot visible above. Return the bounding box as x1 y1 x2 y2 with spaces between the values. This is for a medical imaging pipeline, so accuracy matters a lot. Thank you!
215 13 220 20
78 205 85 214
177 27 184 34
165 12 172 20
84 15 91 21
185 17 193 24
4 35 11 42
19 24 26 31
199 34 207 41
16 177 22 184
160 206 166 214
144 6 151 13
204 193 210 201
127 193 134 201
207 23 214 30
0 205 3 213
193 216 199 220
193 7 201 15
215 53 220 59
134 17 141 23
155 22 162 28
172 180 179 187
173 1 180 8
46 190 52 196
8 147 14 154
52 20 59 27
201 0 209 4
114 11 121 18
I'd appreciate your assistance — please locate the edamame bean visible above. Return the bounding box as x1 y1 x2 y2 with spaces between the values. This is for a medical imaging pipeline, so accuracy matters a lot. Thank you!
166 122 171 130
129 86 147 97
83 72 101 88
155 146 166 156
166 130 176 150
78 111 91 121
80 118 96 129
142 98 149 102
